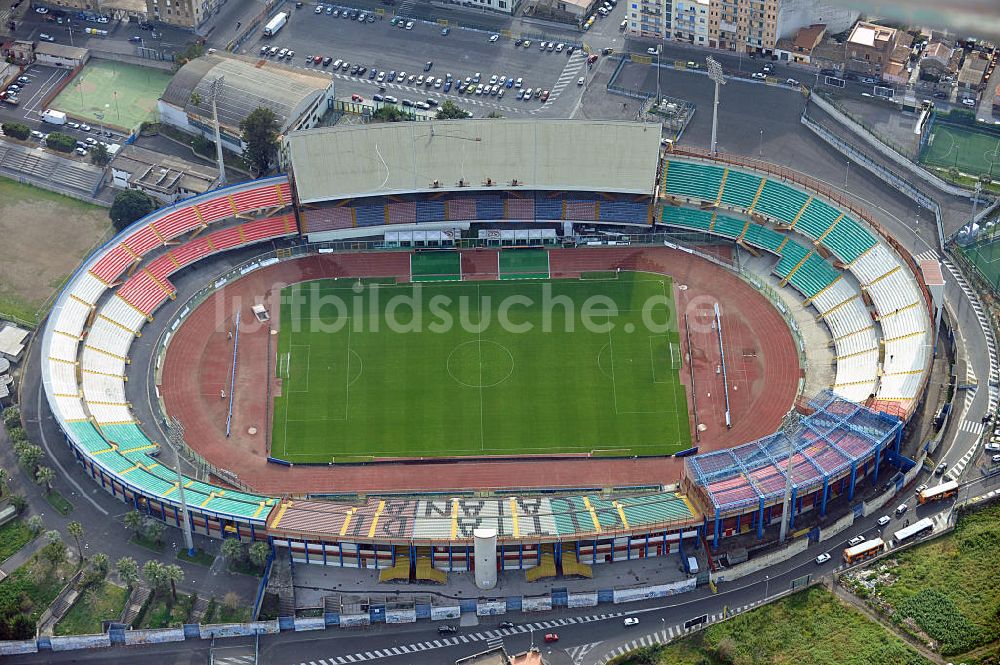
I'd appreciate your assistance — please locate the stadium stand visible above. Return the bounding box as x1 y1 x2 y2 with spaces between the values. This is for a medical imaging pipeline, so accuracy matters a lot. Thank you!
684 391 902 547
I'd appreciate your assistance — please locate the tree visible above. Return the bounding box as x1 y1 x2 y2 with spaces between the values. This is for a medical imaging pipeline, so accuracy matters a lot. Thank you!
143 517 165 545
90 552 109 578
240 106 280 176
2 405 19 429
109 189 156 233
189 92 202 107
44 132 76 153
116 556 140 588
7 495 26 514
34 466 55 494
41 532 67 570
164 564 183 601
27 514 44 535
436 101 471 119
90 142 111 166
248 541 271 568
123 510 144 537
0 468 8 497
17 444 43 472
222 591 240 611
372 105 411 122
143 560 167 595
221 537 246 565
67 521 84 563
7 427 27 446
1 122 30 140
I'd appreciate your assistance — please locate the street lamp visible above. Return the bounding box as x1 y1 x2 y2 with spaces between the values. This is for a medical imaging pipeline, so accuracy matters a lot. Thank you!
706 57 726 155
764 574 770 600
845 159 851 189
759 129 763 158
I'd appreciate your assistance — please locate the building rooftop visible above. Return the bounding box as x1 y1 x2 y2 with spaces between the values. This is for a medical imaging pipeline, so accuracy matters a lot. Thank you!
793 24 827 52
33 42 89 60
161 54 331 133
848 22 896 50
112 145 219 196
286 120 662 203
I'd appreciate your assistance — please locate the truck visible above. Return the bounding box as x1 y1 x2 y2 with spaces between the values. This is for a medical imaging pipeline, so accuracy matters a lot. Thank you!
41 109 67 126
263 12 288 38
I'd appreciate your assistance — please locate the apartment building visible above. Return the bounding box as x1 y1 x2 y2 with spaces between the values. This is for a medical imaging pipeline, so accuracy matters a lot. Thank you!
630 0 857 56
146 0 223 29
673 0 709 45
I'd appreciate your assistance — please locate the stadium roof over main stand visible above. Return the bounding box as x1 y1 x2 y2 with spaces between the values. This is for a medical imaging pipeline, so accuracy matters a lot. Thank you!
285 120 662 203
684 392 902 515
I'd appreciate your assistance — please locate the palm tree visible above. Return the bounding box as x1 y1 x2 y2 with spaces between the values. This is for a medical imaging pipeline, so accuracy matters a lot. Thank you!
91 552 109 579
221 537 246 566
143 560 166 596
123 510 143 537
164 564 184 601
35 465 55 494
116 556 140 589
67 521 84 564
0 467 9 497
248 541 271 568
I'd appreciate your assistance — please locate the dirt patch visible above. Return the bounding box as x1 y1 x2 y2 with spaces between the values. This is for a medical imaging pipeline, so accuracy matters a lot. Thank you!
0 177 110 322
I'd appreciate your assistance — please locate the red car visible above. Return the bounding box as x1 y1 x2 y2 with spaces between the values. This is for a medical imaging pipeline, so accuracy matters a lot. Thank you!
587 54 598 64
540 90 550 102
544 633 559 643
313 55 322 64
351 94 364 102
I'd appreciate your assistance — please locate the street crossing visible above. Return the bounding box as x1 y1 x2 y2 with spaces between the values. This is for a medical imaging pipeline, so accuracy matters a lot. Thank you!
293 612 624 665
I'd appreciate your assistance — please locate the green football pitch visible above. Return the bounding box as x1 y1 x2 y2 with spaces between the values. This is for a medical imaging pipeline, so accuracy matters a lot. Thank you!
270 272 691 462
921 123 1000 178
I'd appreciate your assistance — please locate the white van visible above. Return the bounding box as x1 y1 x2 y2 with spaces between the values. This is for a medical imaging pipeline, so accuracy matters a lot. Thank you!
687 556 699 574
895 503 908 517
620 19 627 31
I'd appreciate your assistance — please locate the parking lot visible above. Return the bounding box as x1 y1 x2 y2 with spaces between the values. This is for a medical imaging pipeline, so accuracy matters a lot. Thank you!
243 5 591 116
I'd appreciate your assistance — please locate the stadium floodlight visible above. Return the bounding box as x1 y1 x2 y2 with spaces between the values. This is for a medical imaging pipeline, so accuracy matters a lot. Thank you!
167 418 196 556
706 57 725 155
777 409 801 543
208 75 227 188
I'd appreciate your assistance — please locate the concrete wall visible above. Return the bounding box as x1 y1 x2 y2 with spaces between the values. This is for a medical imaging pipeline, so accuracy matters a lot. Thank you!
199 620 279 638
0 640 37 655
123 628 185 645
567 591 599 608
49 634 111 651
713 538 809 583
385 609 417 624
521 596 553 612
820 511 855 542
431 606 461 620
612 579 696 603
476 600 507 616
294 617 326 631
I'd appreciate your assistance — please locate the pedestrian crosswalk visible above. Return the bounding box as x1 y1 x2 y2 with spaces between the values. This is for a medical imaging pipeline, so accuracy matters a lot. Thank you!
914 250 939 263
294 612 623 665
212 656 255 665
565 641 603 664
959 419 986 435
944 257 998 412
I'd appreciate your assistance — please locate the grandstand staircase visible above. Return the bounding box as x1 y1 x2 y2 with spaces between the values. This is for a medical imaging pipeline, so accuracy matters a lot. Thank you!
189 594 212 623
414 547 447 584
525 545 557 582
377 546 411 584
560 551 593 579
265 548 296 618
119 584 151 626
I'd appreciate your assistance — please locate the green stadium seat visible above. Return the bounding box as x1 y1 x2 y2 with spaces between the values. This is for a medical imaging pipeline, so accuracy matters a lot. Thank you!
663 160 724 201
753 180 811 225
718 170 763 209
711 214 745 239
661 206 713 231
742 224 785 253
792 198 840 240
821 215 877 263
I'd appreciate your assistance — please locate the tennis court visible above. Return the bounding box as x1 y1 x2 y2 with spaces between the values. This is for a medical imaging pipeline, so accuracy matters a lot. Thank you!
921 122 1000 179
270 272 690 462
51 60 173 130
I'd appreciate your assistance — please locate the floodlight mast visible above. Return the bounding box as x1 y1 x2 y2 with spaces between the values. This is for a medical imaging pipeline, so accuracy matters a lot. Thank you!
706 58 726 155
209 76 227 187
167 418 196 556
778 409 801 543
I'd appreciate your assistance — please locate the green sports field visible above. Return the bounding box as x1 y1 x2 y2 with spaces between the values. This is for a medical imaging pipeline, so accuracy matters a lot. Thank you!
270 271 691 462
51 60 173 131
921 122 1000 178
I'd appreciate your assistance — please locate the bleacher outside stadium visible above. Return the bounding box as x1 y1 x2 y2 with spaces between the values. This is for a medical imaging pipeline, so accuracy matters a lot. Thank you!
37 122 935 579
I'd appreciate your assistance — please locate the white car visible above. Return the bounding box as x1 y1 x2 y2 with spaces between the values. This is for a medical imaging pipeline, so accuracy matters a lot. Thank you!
578 76 585 85
876 515 891 527
489 33 500 43
38 33 55 42
785 78 799 86
815 552 831 565
36 6 48 13
514 77 523 88
405 20 414 29
556 43 565 52
962 98 976 107
623 617 639 627
848 535 866 547
646 47 657 55
752 72 767 79
96 16 109 23
277 48 288 58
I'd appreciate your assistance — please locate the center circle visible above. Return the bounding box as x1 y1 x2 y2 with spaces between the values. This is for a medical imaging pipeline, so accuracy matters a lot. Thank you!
447 340 515 388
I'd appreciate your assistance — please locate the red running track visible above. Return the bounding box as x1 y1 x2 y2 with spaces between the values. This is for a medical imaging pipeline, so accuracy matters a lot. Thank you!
159 248 800 494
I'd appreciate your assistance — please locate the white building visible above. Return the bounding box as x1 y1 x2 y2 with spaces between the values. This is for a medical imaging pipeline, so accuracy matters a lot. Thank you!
672 0 709 45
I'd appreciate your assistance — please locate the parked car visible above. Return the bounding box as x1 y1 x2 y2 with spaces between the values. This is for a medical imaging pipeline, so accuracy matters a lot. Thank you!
368 68 377 79
489 33 500 43
17 76 30 84
962 98 977 107
540 90 550 102
405 20 414 29
372 94 384 102
38 33 55 42
935 461 948 476
848 535 866 547
752 72 767 79
646 47 657 55
785 78 799 86
499 621 515 630
815 552 831 564
623 617 639 627
877 515 891 527
350 94 364 102
578 76 585 86
441 27 450 35
438 625 457 635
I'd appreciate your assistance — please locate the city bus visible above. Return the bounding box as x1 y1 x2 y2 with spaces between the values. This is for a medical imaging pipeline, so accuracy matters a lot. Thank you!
893 517 934 544
842 537 885 564
918 480 958 504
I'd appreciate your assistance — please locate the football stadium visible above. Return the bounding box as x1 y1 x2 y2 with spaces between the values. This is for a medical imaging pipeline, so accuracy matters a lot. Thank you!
39 119 926 579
